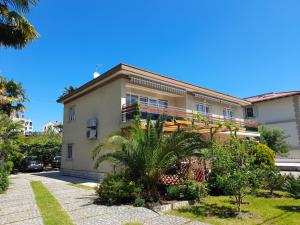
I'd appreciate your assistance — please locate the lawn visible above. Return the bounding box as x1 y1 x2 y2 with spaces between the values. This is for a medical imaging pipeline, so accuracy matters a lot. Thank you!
69 183 96 190
31 181 74 225
168 191 300 225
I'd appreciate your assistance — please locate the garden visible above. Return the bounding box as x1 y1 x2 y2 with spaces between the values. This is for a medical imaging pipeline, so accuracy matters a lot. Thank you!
92 115 300 225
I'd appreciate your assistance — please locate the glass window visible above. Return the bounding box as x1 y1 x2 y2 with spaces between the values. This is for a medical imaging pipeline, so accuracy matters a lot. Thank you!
126 94 138 105
223 108 234 119
67 144 73 160
68 107 75 121
149 99 158 107
158 100 168 108
246 108 254 118
139 96 148 105
197 104 210 115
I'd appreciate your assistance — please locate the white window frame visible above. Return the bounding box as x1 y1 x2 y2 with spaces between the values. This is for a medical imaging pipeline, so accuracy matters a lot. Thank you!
223 108 234 119
126 93 168 108
126 94 138 105
196 103 210 115
68 106 76 121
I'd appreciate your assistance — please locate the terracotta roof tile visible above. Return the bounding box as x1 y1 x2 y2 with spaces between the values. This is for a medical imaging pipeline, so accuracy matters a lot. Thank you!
245 91 300 103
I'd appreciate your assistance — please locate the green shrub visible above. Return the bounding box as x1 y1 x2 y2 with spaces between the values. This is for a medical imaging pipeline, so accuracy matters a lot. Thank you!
3 161 13 173
263 165 286 195
0 172 9 193
96 173 142 205
166 185 181 200
166 181 207 201
182 180 208 201
133 198 146 207
285 175 300 199
252 143 275 166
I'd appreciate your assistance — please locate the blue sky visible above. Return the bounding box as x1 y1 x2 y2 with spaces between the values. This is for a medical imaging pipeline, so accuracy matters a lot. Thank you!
1 0 300 131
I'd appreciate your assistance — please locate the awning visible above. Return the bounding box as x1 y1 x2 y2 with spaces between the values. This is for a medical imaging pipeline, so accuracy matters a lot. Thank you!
129 75 187 96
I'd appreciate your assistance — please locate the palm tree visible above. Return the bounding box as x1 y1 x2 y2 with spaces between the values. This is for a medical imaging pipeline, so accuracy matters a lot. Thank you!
0 76 28 116
60 86 77 98
92 115 206 201
0 0 39 49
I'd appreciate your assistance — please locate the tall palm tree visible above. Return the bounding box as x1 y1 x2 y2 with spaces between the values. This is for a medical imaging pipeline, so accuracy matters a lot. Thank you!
0 0 39 49
0 76 28 116
92 116 206 201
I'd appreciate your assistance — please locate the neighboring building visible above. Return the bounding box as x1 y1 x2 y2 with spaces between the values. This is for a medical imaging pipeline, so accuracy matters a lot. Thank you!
43 121 63 133
245 91 300 158
12 114 33 136
57 64 259 180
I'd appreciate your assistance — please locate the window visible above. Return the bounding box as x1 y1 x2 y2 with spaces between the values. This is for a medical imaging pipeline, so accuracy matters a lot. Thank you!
196 103 210 115
126 94 138 105
149 99 158 107
139 96 148 105
68 107 75 121
246 107 254 118
158 100 168 108
67 144 73 160
223 108 234 119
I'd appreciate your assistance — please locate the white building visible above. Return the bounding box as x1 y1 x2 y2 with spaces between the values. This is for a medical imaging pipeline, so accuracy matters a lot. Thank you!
43 121 63 133
245 91 300 158
12 114 33 136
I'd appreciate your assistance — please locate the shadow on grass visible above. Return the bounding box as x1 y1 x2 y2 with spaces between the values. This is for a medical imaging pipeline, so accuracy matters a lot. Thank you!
276 205 300 212
176 203 238 218
255 192 288 198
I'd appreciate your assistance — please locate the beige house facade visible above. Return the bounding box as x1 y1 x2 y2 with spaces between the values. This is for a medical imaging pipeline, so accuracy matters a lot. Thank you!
58 64 258 180
246 91 300 158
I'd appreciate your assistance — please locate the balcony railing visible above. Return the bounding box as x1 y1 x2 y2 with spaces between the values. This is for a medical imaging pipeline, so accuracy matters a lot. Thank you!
121 103 258 131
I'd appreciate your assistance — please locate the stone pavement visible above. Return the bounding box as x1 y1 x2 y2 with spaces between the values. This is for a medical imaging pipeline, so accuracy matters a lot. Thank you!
0 177 43 225
1 172 209 225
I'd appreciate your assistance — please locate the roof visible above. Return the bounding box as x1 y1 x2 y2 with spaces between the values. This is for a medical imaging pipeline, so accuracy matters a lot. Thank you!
245 91 300 103
57 63 251 105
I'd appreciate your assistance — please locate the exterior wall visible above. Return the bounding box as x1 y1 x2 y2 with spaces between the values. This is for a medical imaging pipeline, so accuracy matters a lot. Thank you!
61 78 125 180
253 96 300 158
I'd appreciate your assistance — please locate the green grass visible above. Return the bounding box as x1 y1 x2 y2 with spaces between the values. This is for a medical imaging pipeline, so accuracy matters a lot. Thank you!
31 181 74 225
69 183 96 190
168 191 300 225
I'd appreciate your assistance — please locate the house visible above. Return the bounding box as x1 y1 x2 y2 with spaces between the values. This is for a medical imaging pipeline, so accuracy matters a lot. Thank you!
57 64 258 180
43 121 63 133
12 114 33 136
245 91 300 158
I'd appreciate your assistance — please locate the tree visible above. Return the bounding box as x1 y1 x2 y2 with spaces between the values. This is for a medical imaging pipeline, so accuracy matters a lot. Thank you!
0 0 39 49
208 139 262 212
92 115 206 201
259 126 289 155
0 76 28 116
19 130 62 165
0 112 23 169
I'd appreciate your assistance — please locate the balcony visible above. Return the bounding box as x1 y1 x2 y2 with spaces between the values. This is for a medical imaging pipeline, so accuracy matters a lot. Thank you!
121 103 258 133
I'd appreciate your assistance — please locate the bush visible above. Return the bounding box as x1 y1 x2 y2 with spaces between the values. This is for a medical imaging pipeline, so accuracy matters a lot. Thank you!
166 181 207 201
284 175 300 199
259 126 289 155
0 161 14 174
252 144 275 166
0 172 9 193
263 166 286 195
166 185 181 200
96 173 142 205
133 198 146 207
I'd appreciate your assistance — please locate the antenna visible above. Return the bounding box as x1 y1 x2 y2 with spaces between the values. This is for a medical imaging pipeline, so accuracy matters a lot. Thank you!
93 64 101 79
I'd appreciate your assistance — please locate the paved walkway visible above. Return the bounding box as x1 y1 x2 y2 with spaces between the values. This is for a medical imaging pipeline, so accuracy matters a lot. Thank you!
0 172 208 225
0 177 43 225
